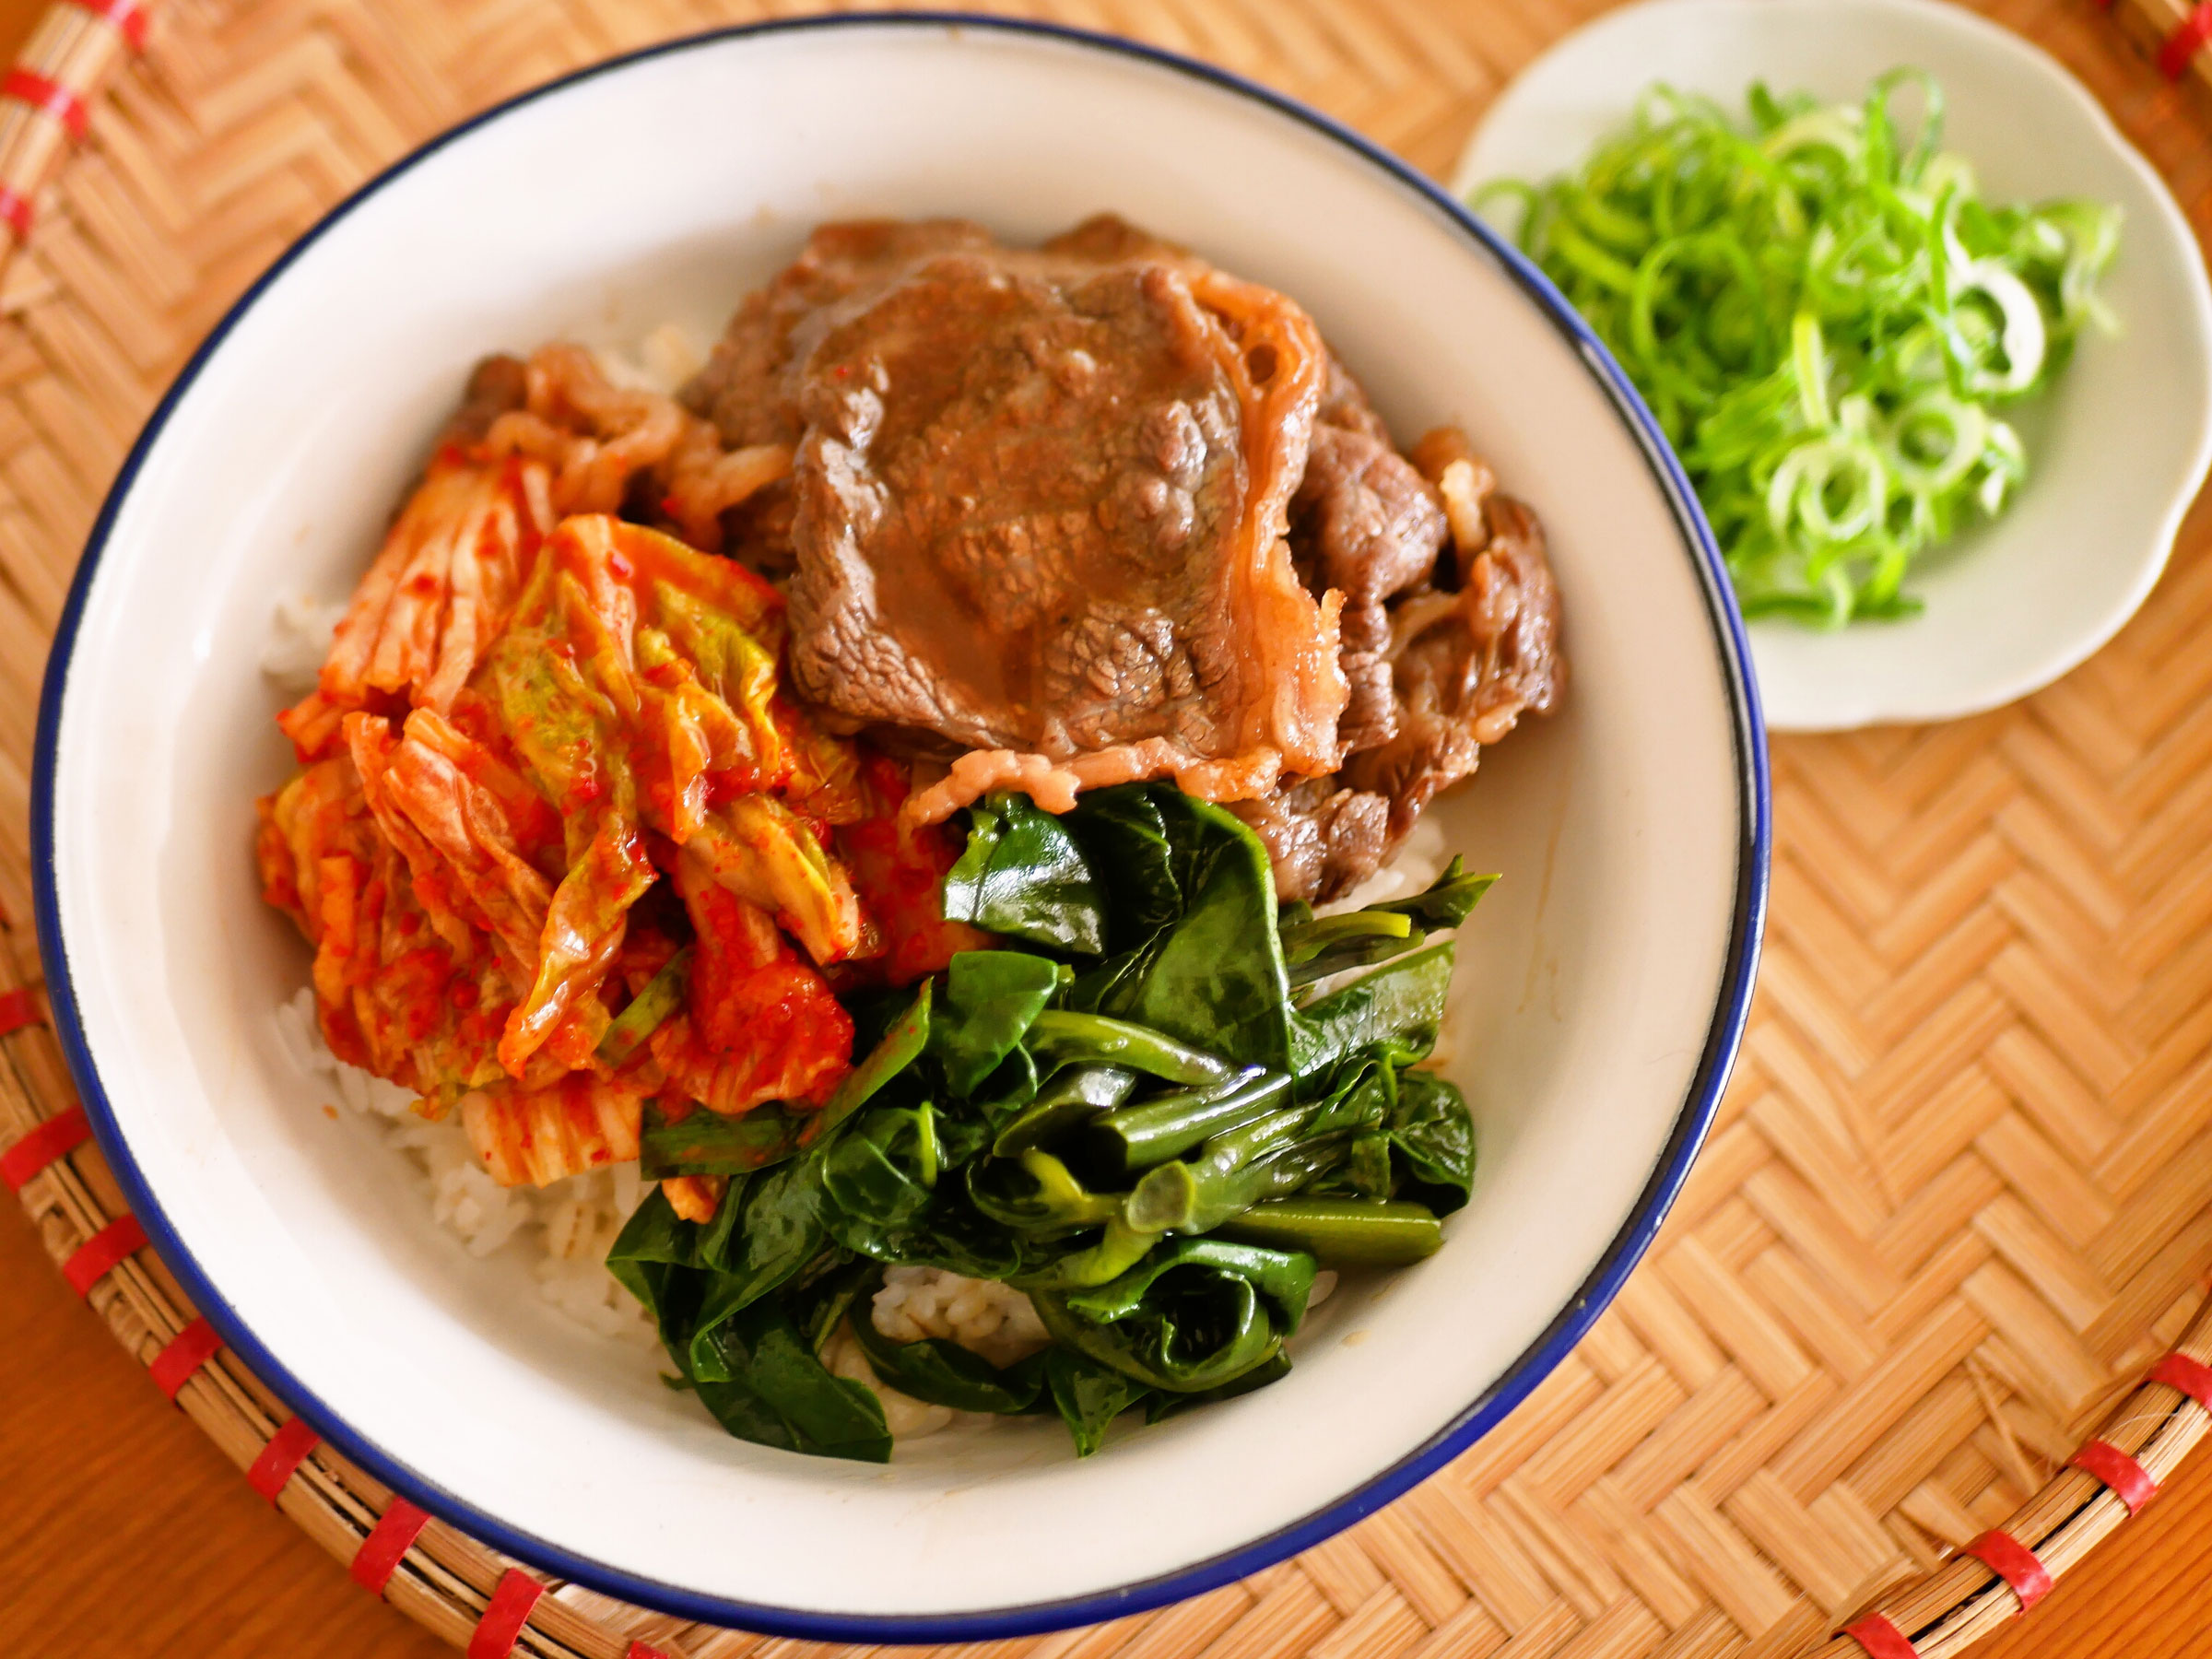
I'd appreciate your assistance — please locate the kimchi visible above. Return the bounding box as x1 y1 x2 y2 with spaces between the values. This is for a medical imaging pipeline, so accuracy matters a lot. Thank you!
258 347 979 1205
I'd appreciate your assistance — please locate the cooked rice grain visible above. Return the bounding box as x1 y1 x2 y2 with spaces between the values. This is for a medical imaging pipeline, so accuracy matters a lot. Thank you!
276 987 655 1344
872 1264 1050 1370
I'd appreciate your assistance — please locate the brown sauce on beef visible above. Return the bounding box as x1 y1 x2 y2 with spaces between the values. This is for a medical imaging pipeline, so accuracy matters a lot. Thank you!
685 215 1566 899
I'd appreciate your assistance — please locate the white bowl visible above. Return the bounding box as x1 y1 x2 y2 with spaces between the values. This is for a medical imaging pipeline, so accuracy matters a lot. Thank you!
1453 0 2212 732
34 17 1766 1639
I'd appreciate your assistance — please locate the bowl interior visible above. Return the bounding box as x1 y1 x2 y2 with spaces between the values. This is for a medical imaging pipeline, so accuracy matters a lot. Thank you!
41 19 1754 1632
1456 0 2212 732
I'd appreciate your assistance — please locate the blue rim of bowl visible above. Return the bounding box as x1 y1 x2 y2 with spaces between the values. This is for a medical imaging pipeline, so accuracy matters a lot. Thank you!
30 11 1771 1644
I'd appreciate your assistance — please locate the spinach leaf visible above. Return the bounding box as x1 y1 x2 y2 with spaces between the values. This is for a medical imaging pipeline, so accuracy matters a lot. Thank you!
609 1190 887 1460
819 979 933 1134
1344 1131 1395 1197
944 793 1107 955
1363 857 1499 931
1098 791 1294 1071
606 1187 705 1357
1288 943 1454 1096
606 1184 698 1285
814 1107 1026 1280
861 1198 1030 1281
784 1253 873 1356
687 1160 829 1378
1065 1238 1315 1331
640 1100 809 1180
1044 1347 1153 1455
1064 785 1182 950
930 951 1061 1096
1309 1056 1399 1136
1387 1070 1477 1215
818 1105 941 1239
690 1298 891 1463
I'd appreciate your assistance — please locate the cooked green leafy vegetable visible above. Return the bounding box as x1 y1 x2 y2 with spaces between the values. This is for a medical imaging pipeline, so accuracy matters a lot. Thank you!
1477 71 2119 626
942 792 1107 955
639 1099 808 1180
607 783 1497 1460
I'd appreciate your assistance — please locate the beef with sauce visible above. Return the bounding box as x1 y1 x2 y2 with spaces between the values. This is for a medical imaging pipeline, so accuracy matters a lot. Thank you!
689 216 1349 814
684 215 1564 899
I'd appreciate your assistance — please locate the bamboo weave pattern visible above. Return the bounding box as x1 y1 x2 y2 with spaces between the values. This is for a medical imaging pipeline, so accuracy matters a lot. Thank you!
3 3 2212 1657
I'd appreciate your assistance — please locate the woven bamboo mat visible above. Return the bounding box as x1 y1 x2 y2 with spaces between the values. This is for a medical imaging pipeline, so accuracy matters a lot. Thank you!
4 2 2212 1657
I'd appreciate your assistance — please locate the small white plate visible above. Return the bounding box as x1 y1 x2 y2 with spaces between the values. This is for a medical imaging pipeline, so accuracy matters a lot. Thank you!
1453 0 2212 732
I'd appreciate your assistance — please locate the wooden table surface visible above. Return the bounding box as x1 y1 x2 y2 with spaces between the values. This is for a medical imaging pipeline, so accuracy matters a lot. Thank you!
0 0 2209 1654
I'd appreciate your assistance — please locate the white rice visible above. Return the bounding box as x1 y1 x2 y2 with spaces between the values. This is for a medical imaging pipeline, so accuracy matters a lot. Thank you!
870 1263 1050 1367
260 594 346 692
275 987 656 1345
593 324 705 396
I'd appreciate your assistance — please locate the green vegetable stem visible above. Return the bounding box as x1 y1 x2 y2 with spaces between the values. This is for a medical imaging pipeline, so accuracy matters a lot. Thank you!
991 1064 1141 1156
596 946 692 1068
1023 1010 1238 1087
1216 1198 1443 1266
1081 1066 1291 1178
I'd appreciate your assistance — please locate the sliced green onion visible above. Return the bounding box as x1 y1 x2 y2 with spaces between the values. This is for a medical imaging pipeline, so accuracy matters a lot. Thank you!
1476 72 2118 627
1887 392 1989 494
598 947 691 1068
1951 260 2047 394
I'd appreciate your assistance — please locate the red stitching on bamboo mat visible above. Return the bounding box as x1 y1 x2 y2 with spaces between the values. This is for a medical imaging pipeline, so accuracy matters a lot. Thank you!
625 1643 670 1659
351 1498 430 1595
149 1317 223 1401
247 1417 321 1503
0 184 30 238
1843 1612 1920 1659
1965 1530 2053 1611
1 1103 88 1191
0 984 41 1035
2161 0 2212 76
68 0 147 48
62 1213 143 1295
1 68 88 138
2153 1352 2212 1410
467 1569 544 1659
2071 1440 2159 1515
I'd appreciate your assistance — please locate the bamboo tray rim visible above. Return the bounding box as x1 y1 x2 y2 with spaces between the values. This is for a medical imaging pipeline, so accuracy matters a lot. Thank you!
3 2 2212 1657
